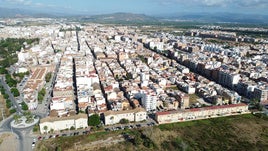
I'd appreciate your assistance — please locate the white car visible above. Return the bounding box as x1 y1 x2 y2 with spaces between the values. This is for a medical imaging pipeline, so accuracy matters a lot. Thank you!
32 142 35 147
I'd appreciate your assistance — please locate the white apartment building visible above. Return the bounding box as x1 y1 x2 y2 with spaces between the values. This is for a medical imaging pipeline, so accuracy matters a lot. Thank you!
39 114 88 134
156 103 249 124
141 91 157 111
104 108 147 125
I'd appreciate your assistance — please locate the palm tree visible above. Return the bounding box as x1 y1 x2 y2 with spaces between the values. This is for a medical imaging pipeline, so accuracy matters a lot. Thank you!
13 114 21 124
43 126 48 134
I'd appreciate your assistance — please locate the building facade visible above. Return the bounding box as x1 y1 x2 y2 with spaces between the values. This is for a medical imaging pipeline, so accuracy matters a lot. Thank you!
104 108 147 125
156 103 249 124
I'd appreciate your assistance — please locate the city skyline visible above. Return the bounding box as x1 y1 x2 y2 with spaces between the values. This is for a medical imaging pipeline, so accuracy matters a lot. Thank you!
0 0 268 16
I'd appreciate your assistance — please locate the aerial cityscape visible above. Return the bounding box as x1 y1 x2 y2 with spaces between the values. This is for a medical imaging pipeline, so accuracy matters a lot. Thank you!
0 0 267 151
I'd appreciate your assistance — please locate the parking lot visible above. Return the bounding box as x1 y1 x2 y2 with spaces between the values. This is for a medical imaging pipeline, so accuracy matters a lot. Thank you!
33 120 157 143
35 129 91 142
104 121 156 132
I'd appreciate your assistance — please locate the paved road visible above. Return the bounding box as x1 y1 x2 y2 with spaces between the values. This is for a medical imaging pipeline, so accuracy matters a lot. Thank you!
0 76 36 151
0 76 22 114
31 62 59 118
0 116 22 151
0 115 36 151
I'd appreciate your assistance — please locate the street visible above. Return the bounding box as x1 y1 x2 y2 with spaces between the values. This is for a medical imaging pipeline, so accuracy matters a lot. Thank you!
0 75 36 151
0 76 22 114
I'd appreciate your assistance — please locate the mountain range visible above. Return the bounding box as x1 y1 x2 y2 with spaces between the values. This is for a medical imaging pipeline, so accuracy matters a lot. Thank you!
1 7 268 24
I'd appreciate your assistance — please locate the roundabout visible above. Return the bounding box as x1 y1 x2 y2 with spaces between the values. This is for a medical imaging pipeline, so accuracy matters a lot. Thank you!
11 113 39 129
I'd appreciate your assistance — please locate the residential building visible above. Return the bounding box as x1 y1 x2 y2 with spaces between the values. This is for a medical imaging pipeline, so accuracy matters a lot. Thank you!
156 103 249 124
39 114 88 134
104 107 147 125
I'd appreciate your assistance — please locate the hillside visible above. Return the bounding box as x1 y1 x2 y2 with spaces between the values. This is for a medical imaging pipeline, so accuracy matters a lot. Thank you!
158 12 268 24
36 114 268 151
80 13 159 24
0 7 33 18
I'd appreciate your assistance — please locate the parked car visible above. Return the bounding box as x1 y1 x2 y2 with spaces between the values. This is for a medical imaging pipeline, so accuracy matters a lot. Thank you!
105 128 110 132
61 134 67 137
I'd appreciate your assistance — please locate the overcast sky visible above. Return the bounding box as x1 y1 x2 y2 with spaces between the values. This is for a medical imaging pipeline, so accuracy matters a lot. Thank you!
0 0 267 15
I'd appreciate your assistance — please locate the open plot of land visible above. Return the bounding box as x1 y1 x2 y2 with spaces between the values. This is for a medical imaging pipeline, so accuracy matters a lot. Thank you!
37 114 268 151
0 95 10 121
0 133 18 151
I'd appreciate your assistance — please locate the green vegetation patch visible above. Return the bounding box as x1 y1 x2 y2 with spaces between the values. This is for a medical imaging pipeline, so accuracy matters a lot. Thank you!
0 38 39 68
189 93 200 104
38 88 46 103
45 72 52 83
88 114 101 126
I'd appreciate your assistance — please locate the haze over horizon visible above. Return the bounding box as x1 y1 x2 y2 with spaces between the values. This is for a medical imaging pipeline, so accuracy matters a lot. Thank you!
0 0 268 16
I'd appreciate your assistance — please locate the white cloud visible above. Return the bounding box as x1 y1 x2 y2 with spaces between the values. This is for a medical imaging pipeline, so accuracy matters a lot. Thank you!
4 0 32 5
200 0 230 6
3 0 56 8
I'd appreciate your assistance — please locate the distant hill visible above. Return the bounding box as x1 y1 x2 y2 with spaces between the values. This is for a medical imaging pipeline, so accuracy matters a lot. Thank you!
80 12 159 24
0 7 33 17
1 7 268 24
161 12 268 24
0 7 66 18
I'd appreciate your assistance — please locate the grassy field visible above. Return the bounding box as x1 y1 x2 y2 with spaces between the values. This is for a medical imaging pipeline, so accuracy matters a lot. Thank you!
36 113 268 151
0 95 10 121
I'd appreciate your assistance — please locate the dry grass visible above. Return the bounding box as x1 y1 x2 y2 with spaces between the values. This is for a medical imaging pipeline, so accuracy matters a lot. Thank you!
37 114 268 151
0 133 11 145
0 95 10 121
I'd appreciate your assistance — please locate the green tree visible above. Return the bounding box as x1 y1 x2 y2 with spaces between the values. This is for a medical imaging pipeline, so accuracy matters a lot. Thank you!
119 118 129 124
0 67 8 74
133 132 143 145
5 74 17 87
33 124 39 132
11 88 20 97
23 111 32 120
9 108 16 114
3 94 9 99
70 126 75 130
6 99 12 108
13 114 21 124
43 126 48 134
88 114 101 126
21 101 28 110
45 72 52 82
38 88 46 103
